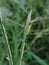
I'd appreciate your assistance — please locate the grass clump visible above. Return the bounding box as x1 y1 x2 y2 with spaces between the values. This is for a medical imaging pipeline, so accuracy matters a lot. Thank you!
0 0 49 65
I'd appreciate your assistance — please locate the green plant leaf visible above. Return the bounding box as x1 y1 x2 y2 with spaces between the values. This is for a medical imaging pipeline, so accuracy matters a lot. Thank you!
26 50 48 65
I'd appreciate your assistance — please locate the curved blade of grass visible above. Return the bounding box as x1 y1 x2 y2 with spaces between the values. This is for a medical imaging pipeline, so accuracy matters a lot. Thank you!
0 8 13 65
26 50 48 65
19 9 32 65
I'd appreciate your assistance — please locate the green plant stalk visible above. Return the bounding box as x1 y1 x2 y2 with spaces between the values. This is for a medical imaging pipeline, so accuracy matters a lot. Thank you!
19 10 32 65
19 22 27 65
0 8 13 65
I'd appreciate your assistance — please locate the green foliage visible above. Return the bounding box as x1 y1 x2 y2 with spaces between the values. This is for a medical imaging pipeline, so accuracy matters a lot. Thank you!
0 0 49 65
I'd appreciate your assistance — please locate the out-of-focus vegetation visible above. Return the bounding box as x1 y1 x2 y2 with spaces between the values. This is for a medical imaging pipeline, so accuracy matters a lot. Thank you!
0 0 49 65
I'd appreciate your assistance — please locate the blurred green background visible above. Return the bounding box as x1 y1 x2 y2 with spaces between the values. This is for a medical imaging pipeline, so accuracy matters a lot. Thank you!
0 0 49 65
